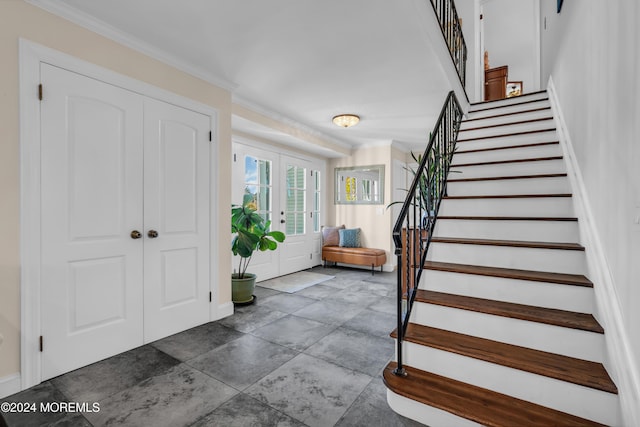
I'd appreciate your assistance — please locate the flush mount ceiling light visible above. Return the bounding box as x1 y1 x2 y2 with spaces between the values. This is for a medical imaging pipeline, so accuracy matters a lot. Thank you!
332 114 360 128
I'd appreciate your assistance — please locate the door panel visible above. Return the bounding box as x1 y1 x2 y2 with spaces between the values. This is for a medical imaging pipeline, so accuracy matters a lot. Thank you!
143 99 210 342
40 64 144 380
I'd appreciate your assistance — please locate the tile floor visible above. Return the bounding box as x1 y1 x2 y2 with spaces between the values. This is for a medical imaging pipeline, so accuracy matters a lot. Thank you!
1 266 424 427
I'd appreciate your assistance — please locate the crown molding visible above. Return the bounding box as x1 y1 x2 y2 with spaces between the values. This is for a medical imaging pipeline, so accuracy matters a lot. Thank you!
26 0 238 92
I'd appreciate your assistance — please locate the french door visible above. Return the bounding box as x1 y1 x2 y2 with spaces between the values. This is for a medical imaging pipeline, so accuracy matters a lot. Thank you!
40 64 211 379
232 144 322 280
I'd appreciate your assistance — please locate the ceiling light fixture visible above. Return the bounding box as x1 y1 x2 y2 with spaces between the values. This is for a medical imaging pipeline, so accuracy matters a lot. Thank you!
332 114 360 128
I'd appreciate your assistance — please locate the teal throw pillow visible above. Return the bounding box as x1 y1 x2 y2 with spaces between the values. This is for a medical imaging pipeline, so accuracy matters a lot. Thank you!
339 228 361 248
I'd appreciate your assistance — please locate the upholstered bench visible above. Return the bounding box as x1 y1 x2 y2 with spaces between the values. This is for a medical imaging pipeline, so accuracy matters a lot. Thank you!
321 225 387 275
322 246 387 275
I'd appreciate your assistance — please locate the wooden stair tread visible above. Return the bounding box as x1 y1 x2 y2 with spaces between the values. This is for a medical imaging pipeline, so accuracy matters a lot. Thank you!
470 90 548 106
448 172 566 183
423 261 592 287
431 236 585 251
415 290 604 333
459 116 554 132
444 193 572 200
468 97 550 113
383 362 606 427
457 128 557 143
463 106 551 123
451 155 563 168
456 140 559 155
438 215 577 221
393 324 617 393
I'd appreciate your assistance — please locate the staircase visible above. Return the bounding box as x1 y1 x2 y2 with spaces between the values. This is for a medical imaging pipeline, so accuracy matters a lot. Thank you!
384 91 620 426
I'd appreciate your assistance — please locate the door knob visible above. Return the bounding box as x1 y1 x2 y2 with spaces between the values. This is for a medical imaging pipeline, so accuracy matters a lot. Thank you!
147 230 159 238
280 219 286 223
130 230 142 239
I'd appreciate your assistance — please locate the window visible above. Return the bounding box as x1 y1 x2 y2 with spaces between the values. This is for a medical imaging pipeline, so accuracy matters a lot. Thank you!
286 164 306 235
312 170 321 233
244 155 272 223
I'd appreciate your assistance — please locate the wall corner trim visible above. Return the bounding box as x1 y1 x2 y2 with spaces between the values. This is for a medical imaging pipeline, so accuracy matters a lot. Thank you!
548 76 640 427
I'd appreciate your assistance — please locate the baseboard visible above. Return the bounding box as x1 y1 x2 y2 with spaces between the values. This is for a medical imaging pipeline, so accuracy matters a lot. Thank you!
0 373 21 399
548 77 640 426
215 302 234 320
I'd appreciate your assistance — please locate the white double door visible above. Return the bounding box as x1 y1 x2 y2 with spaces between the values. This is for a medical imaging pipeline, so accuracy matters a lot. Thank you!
40 64 211 379
232 144 322 281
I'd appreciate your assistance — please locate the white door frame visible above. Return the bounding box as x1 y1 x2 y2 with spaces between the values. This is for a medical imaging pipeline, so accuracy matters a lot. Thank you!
19 39 220 390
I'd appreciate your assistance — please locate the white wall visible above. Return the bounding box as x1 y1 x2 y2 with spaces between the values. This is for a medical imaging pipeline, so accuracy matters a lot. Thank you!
541 0 640 423
456 0 481 102
482 0 539 94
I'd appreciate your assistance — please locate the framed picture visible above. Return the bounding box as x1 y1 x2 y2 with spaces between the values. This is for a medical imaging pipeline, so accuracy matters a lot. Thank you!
557 0 564 13
506 81 523 98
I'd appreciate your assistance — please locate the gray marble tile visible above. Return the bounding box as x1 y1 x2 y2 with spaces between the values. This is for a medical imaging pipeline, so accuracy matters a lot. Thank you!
251 314 336 351
294 283 337 300
245 354 371 427
368 296 397 315
83 364 237 427
342 308 397 338
336 377 426 427
256 293 317 314
151 322 244 362
1 381 92 427
218 305 288 333
348 280 394 297
190 393 305 427
324 286 385 307
187 334 298 390
293 300 366 326
253 285 282 300
51 344 180 402
304 328 394 376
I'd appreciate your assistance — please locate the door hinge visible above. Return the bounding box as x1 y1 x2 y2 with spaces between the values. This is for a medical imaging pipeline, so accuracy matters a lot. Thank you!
209 131 212 142
480 14 483 20
233 153 237 162
38 84 43 101
39 336 43 352
310 253 312 260
209 291 212 302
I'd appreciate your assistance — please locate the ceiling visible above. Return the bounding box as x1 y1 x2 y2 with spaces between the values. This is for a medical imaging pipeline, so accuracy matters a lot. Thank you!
31 0 457 157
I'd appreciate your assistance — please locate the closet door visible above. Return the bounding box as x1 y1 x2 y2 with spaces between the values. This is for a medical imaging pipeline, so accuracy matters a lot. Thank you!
40 64 145 380
143 99 211 342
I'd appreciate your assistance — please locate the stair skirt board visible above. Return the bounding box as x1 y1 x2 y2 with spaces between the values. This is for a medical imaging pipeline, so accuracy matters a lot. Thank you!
398 342 617 426
410 302 604 362
420 268 594 313
438 195 575 217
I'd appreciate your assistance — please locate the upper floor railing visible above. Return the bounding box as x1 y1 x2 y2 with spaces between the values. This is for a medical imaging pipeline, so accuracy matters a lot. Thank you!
430 0 467 87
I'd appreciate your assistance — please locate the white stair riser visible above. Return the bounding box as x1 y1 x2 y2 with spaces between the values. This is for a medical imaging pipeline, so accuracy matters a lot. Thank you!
433 219 579 243
450 159 566 179
453 143 562 164
457 130 558 150
459 119 556 140
427 242 586 275
469 92 550 111
401 342 617 426
419 269 594 313
467 99 550 119
460 109 553 130
387 390 482 427
411 303 604 362
447 176 570 197
438 197 575 217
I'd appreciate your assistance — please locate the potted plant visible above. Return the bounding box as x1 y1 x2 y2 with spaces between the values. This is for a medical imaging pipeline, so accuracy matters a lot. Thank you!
231 193 285 304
